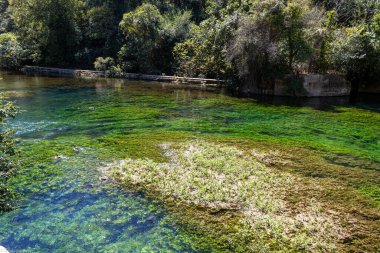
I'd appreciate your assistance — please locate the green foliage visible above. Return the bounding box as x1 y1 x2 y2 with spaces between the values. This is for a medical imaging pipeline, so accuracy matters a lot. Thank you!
228 13 284 85
119 4 162 73
78 5 119 65
174 17 234 78
156 10 192 73
0 0 13 33
281 2 313 70
0 94 18 212
307 1 380 86
9 0 84 66
119 4 192 74
328 23 380 87
330 26 365 72
228 0 317 87
86 6 115 42
94 57 115 71
93 56 124 77
0 0 378 88
313 0 378 25
371 12 380 40
0 32 25 70
306 10 337 73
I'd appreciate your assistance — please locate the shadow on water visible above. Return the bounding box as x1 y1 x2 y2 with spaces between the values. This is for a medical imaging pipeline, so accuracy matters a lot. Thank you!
228 92 380 112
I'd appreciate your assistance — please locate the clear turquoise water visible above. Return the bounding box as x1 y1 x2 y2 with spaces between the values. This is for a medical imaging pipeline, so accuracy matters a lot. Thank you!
0 74 379 252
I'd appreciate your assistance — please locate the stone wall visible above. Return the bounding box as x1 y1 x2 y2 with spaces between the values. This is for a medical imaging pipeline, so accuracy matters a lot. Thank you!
277 74 351 97
21 66 225 87
238 74 351 97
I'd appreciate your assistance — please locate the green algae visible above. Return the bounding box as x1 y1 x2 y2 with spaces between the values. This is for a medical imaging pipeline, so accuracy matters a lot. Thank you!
189 96 380 162
0 74 379 252
108 140 380 252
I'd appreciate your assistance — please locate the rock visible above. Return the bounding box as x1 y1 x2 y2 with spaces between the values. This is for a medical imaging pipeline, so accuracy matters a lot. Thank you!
54 155 68 163
0 246 10 253
54 155 64 162
89 106 95 110
83 184 94 189
146 215 156 221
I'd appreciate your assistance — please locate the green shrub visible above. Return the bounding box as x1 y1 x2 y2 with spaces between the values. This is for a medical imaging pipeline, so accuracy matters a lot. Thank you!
0 33 25 70
94 57 115 71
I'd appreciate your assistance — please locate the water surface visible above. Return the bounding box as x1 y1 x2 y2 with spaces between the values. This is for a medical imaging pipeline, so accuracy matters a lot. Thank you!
0 73 379 252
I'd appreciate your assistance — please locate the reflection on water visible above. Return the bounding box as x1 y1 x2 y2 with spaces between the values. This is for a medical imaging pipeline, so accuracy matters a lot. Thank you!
230 92 380 112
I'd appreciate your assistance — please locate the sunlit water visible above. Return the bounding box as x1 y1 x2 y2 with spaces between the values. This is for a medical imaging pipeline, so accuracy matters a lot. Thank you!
0 73 379 252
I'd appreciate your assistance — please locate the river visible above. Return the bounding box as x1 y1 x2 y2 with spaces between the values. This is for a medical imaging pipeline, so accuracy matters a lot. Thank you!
0 73 379 252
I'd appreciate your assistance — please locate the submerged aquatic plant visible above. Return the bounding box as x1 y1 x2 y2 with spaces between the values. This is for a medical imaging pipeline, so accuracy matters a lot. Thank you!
0 94 18 212
109 141 354 252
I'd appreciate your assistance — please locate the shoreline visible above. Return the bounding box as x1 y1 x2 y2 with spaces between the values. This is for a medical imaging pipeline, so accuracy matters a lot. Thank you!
21 66 226 88
19 66 357 98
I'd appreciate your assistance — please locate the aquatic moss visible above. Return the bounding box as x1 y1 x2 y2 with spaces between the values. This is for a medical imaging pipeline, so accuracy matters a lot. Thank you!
109 140 363 252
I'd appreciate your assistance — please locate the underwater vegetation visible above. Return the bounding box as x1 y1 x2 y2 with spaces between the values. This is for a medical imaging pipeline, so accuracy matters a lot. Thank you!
0 91 18 212
108 140 380 252
0 74 379 252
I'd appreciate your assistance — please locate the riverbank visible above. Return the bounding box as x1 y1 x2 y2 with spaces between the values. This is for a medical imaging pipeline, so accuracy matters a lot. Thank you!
21 66 225 87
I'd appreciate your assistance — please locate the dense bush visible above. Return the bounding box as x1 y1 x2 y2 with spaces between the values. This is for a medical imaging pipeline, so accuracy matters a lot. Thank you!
94 57 115 71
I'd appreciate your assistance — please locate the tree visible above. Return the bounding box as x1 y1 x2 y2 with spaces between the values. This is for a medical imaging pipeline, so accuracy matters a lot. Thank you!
313 0 378 25
329 24 380 92
172 0 250 79
9 0 84 66
118 4 191 74
370 11 380 49
1 0 378 91
154 10 192 73
174 17 234 78
86 6 115 47
0 33 25 70
119 4 162 73
228 13 285 89
281 2 313 72
75 5 119 67
227 0 313 89
0 0 13 33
